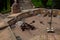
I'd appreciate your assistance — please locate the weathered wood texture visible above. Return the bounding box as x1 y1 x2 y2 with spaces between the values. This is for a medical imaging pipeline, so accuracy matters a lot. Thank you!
0 8 60 40
0 27 16 40
13 15 60 40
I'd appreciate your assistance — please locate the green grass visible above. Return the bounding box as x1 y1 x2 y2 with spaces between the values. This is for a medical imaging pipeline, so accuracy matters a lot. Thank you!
31 0 52 8
31 0 44 8
0 0 10 14
1 8 11 14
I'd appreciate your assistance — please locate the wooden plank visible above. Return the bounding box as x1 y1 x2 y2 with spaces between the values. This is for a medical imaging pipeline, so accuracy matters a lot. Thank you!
0 21 8 29
0 27 16 40
39 33 48 40
54 34 60 40
7 13 21 18
48 33 56 40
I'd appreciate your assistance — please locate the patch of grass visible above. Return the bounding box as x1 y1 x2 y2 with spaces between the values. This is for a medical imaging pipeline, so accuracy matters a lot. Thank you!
0 8 11 14
31 0 52 8
31 0 44 8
